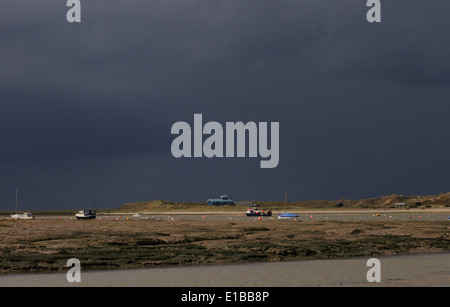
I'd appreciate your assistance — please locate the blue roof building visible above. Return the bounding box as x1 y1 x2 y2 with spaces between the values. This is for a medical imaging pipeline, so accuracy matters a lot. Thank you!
207 195 234 206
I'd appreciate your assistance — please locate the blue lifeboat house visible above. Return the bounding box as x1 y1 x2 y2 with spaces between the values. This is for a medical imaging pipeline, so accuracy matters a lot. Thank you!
207 195 235 206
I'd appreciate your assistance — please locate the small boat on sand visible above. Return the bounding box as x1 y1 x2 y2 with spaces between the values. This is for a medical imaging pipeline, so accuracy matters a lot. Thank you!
10 212 35 220
246 203 272 217
278 192 299 220
19 213 35 220
278 212 299 219
9 190 35 219
75 210 97 220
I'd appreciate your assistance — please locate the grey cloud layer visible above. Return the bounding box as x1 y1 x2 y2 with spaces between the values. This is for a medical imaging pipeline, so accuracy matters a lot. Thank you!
0 0 449 209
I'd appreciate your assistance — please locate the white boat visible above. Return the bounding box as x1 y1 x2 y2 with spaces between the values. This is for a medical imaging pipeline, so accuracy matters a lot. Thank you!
133 212 143 217
10 190 35 219
19 213 35 220
75 210 97 220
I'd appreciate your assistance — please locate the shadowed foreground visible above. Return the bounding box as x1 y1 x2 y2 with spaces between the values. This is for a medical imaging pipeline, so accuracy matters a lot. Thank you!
0 218 449 274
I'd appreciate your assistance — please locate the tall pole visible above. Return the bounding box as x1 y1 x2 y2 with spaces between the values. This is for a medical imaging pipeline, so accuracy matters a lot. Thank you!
284 192 286 212
15 189 18 213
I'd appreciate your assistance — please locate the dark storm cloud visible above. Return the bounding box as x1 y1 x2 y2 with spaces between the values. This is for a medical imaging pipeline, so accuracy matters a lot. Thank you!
0 0 449 209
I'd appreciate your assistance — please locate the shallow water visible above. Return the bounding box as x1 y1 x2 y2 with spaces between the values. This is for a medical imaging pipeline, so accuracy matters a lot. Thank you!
1 252 448 287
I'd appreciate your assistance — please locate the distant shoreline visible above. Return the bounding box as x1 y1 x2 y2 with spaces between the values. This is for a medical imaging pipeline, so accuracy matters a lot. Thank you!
1 207 449 218
1 192 449 215
107 208 450 215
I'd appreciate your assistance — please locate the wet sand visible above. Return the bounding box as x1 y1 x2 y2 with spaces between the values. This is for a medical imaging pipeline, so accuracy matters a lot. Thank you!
1 252 449 287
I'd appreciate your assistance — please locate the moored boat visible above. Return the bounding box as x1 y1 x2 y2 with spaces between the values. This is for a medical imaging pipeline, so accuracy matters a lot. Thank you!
277 192 299 220
10 212 35 220
278 212 299 219
75 210 97 220
19 212 35 220
9 190 34 219
245 204 272 217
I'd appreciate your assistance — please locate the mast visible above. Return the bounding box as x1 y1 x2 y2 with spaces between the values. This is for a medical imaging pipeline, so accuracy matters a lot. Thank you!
15 189 18 213
284 192 287 212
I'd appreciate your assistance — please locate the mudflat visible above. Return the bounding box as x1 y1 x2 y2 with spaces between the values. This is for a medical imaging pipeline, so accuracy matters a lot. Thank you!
0 215 449 274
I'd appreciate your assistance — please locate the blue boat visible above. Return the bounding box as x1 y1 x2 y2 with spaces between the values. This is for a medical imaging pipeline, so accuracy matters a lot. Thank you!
278 212 299 219
278 192 299 219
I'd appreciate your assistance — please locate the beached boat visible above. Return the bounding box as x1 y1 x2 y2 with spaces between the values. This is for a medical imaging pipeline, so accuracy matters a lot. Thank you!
245 204 272 217
278 212 299 219
9 190 34 219
10 212 35 220
75 210 97 220
278 192 299 220
19 212 35 220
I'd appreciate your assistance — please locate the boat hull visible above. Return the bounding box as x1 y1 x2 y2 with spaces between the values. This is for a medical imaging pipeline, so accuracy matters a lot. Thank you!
19 216 35 220
246 212 272 217
76 215 96 220
278 212 299 219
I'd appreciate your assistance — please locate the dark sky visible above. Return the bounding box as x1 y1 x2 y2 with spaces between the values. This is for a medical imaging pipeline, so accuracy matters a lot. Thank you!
0 0 449 210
